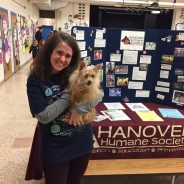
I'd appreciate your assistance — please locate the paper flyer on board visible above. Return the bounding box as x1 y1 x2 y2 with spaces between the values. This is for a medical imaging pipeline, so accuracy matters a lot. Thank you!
122 50 138 64
120 30 145 50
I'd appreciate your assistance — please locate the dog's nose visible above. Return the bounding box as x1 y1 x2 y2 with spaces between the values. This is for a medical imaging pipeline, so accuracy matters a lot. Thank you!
86 81 92 85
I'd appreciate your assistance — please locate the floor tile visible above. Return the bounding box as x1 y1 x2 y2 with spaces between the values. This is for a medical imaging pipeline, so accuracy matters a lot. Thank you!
12 138 33 148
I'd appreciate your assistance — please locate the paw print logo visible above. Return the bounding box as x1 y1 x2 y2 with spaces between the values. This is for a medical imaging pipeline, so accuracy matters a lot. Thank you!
112 149 116 153
151 148 155 152
45 87 53 96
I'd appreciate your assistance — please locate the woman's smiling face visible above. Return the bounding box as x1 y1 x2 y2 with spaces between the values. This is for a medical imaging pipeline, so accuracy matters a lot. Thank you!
50 41 73 74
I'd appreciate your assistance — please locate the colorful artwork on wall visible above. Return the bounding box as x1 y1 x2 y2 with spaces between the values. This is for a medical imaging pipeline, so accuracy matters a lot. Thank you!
11 12 20 72
0 7 12 80
20 15 29 53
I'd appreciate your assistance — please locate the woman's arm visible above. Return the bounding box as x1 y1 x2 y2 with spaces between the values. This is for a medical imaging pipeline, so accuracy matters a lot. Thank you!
27 75 71 124
35 89 71 124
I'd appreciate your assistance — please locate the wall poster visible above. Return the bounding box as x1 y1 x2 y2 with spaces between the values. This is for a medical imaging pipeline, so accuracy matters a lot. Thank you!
0 7 12 80
20 15 29 53
11 12 20 72
120 30 145 51
0 15 4 82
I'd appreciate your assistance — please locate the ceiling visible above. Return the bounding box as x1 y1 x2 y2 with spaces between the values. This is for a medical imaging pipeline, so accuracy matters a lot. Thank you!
29 0 184 10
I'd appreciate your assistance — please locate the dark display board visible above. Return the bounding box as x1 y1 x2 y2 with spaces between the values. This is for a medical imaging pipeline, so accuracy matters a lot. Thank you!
71 26 184 108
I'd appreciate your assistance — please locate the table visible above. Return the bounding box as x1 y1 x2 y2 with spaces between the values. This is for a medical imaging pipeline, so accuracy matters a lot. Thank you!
91 102 184 159
25 102 184 180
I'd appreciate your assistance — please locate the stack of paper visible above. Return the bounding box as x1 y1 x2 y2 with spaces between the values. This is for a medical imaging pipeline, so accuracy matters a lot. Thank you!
101 109 130 121
104 102 125 110
95 114 107 122
136 111 164 121
158 108 184 119
125 103 149 111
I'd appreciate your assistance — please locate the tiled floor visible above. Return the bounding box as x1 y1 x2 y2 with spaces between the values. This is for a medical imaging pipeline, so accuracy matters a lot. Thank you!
0 61 184 184
0 61 44 184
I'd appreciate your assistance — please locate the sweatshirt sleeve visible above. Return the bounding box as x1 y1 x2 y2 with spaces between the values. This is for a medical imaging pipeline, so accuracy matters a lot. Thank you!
35 90 71 124
27 75 71 124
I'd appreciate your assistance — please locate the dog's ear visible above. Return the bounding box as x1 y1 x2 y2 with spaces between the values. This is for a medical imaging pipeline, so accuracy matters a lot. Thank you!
94 64 102 72
79 61 86 71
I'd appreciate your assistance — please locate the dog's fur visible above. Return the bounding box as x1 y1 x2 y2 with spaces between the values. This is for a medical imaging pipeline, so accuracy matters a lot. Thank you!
69 61 102 123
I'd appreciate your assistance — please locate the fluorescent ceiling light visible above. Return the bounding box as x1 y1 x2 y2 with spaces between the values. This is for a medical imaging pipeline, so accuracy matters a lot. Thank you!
124 0 152 4
159 2 174 6
93 0 152 3
174 3 184 6
151 10 161 14
93 0 122 2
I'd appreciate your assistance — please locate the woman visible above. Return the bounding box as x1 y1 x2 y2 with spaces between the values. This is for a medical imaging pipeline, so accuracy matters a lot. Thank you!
26 32 103 184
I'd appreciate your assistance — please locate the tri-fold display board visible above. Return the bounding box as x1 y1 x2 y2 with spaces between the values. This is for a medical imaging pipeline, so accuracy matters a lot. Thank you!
71 26 184 108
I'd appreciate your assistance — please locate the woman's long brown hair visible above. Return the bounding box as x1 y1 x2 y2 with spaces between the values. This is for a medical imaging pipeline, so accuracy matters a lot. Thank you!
30 32 80 88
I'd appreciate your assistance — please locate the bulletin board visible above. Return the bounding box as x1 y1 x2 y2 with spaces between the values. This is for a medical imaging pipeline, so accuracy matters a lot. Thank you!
71 26 184 108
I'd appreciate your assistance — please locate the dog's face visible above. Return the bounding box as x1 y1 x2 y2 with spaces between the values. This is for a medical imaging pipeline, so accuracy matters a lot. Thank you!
78 62 101 89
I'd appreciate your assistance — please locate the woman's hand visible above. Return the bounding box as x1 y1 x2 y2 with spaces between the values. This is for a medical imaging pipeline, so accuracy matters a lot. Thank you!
68 109 84 126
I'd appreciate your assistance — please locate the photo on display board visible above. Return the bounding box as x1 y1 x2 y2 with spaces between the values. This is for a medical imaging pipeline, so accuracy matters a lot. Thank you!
175 68 184 75
177 76 184 82
109 88 121 97
117 77 129 86
97 63 104 82
174 48 184 57
145 42 156 50
115 65 128 74
139 63 148 71
172 90 184 104
173 83 183 90
106 75 115 87
106 62 115 75
94 50 102 60
161 55 174 64
176 33 184 41
82 56 91 66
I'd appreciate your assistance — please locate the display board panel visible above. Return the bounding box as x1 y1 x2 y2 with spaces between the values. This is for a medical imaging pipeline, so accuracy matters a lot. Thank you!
71 26 184 108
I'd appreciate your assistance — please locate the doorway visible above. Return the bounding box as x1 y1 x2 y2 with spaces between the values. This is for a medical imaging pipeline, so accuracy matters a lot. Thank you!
42 25 53 41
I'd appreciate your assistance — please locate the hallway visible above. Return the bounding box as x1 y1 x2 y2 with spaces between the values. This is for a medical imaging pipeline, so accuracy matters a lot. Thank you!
0 61 44 184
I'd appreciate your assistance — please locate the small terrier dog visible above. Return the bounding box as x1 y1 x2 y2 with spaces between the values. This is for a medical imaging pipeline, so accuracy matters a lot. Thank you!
68 61 102 123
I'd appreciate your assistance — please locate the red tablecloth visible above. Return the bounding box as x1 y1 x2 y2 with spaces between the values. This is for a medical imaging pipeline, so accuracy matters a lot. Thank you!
91 102 184 159
25 102 184 180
